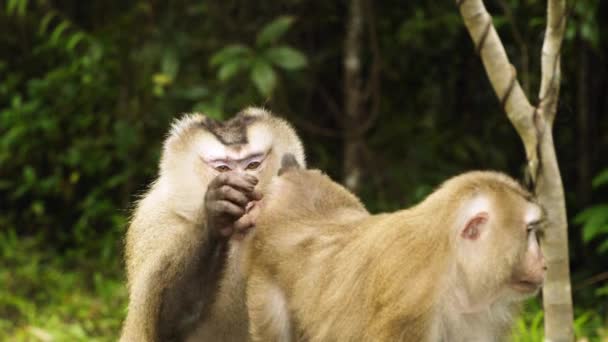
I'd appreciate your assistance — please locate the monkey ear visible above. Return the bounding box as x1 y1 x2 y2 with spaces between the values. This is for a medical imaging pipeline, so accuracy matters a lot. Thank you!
461 213 488 240
278 153 301 175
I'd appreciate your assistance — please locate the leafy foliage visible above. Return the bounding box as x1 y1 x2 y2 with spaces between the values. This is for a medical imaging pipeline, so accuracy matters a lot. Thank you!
210 16 308 97
0 0 607 339
0 230 126 340
575 169 608 254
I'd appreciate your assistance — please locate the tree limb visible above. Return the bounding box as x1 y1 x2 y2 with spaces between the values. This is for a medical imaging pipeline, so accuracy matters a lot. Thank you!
538 0 567 124
457 0 538 174
343 0 365 192
456 1 573 341
496 0 530 96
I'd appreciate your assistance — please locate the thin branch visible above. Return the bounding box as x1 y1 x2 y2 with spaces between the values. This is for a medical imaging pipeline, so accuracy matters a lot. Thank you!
457 1 574 340
538 0 567 123
497 0 530 96
342 0 365 192
456 0 537 167
574 271 608 291
357 0 382 136
343 0 364 126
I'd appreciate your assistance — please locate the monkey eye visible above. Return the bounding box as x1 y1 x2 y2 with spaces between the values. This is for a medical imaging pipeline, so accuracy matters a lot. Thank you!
246 161 261 170
215 165 232 172
526 221 546 242
526 220 545 233
527 222 544 243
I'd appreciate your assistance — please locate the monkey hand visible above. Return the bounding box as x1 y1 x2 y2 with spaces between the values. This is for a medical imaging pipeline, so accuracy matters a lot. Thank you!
205 172 262 240
231 200 262 240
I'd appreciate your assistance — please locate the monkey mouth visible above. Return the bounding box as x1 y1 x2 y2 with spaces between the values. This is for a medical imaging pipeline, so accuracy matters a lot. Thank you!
510 280 542 293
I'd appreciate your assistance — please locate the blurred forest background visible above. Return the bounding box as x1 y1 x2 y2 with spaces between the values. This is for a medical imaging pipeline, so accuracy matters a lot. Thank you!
0 0 607 340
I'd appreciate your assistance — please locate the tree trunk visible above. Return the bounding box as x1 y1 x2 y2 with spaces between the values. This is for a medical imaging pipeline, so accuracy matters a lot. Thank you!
456 0 574 340
343 0 364 192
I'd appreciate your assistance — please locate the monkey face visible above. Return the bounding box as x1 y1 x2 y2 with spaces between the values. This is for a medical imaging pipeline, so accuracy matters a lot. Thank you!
506 204 546 299
156 108 305 224
454 190 546 307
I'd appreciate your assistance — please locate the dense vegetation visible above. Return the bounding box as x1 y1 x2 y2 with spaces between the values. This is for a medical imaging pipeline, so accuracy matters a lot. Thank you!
1 0 606 340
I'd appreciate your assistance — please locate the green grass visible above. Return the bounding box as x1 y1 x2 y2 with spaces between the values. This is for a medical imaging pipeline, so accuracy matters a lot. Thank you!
0 231 127 341
511 297 608 341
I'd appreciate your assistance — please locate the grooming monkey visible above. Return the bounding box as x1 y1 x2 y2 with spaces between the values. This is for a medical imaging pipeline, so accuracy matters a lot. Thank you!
242 156 546 341
120 108 305 341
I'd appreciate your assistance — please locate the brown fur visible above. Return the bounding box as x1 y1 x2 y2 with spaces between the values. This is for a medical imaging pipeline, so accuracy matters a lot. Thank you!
243 169 544 341
120 108 305 341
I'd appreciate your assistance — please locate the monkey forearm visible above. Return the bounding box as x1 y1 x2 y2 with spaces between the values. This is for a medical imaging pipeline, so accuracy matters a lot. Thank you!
157 231 229 341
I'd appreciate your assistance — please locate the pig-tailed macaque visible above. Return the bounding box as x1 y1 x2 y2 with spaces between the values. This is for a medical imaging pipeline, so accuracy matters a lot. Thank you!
120 108 305 341
242 156 546 341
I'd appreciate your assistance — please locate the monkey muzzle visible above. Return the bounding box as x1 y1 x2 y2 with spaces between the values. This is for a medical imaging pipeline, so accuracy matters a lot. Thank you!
510 269 545 294
510 279 542 294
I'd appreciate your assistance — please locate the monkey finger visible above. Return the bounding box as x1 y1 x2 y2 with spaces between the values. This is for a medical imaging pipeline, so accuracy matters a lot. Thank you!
208 172 253 192
233 215 255 233
216 185 250 207
217 226 234 238
221 172 258 193
241 174 259 185
248 190 263 201
210 200 245 218
208 173 230 189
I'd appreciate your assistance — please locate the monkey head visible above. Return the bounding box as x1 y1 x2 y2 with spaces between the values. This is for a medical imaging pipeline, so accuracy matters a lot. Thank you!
248 156 368 231
156 108 306 222
442 172 547 311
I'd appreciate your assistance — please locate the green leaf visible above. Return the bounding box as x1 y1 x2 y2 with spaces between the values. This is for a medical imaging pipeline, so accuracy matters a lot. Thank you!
265 46 307 70
152 73 172 86
592 169 608 188
598 239 608 254
23 165 36 184
210 45 250 67
564 24 576 42
596 284 608 296
193 94 226 120
256 16 294 47
573 208 593 225
575 205 608 242
16 0 27 16
250 60 277 97
50 21 70 45
6 0 20 15
217 60 243 82
175 86 208 100
39 12 57 35
162 50 179 79
31 200 45 216
492 16 507 29
66 32 86 51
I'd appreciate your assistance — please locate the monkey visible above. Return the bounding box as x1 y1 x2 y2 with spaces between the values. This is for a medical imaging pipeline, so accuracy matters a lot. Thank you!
119 108 306 342
241 156 546 341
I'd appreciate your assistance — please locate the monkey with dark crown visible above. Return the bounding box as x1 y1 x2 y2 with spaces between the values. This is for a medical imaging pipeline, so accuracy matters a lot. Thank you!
120 108 305 341
242 155 546 342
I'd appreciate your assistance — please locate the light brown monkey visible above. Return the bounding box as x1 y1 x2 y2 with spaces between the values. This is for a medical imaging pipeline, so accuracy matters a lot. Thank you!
242 157 546 341
120 108 305 342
